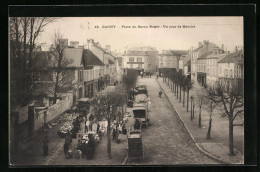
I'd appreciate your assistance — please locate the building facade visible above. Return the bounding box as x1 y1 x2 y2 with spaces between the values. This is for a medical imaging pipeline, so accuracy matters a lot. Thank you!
190 40 221 84
159 50 188 76
122 47 158 74
217 50 244 93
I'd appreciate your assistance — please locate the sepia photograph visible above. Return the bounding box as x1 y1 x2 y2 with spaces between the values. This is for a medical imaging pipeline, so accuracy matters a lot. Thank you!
9 15 246 166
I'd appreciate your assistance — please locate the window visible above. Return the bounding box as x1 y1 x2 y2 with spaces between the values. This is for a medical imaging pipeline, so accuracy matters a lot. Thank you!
137 57 142 62
230 69 233 78
129 57 134 62
79 70 83 82
160 62 163 67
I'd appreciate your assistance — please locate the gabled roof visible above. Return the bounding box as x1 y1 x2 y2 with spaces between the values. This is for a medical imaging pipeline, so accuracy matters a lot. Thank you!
145 51 159 56
182 55 191 66
83 49 105 68
218 51 244 64
108 59 114 64
92 42 116 58
197 51 214 60
123 51 148 56
63 48 84 68
184 59 191 66
170 50 188 56
207 53 226 60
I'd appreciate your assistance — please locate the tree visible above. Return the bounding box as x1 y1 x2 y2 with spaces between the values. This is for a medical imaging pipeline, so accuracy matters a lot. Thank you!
196 87 207 128
204 85 219 139
182 76 186 107
122 70 138 101
9 17 56 108
178 73 185 103
211 80 244 155
91 89 126 158
184 77 194 112
49 30 74 104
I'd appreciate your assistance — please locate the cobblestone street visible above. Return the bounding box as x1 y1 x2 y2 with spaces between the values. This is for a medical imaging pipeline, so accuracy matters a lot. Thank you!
127 77 218 165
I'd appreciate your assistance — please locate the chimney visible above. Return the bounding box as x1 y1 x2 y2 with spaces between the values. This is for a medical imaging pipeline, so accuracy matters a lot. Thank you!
198 42 202 47
36 45 42 51
70 41 79 48
58 39 68 48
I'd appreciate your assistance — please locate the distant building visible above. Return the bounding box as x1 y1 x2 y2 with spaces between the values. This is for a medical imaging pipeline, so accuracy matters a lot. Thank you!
122 46 158 75
179 53 191 77
217 50 244 93
191 40 220 84
159 49 188 76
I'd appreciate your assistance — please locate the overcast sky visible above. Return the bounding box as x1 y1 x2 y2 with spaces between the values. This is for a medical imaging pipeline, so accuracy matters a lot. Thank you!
37 17 243 53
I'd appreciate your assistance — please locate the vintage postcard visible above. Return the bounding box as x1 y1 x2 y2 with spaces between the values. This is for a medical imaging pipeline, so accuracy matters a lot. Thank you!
9 15 246 166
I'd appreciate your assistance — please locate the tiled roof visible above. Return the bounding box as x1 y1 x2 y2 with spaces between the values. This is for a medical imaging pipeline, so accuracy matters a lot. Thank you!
63 48 84 68
184 59 191 66
183 55 191 66
170 50 188 56
92 42 116 58
207 53 227 60
218 51 244 64
145 51 159 56
127 47 157 51
123 51 148 56
83 49 105 68
193 45 203 52
197 51 214 60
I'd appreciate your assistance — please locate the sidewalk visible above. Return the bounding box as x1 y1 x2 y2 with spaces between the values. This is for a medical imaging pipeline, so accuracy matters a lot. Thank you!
11 112 70 166
156 77 244 164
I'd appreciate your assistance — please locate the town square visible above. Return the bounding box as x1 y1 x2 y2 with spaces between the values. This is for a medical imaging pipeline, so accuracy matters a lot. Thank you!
9 17 244 166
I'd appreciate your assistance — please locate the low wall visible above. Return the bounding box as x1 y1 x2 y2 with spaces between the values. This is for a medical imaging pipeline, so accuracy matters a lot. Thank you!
34 93 73 131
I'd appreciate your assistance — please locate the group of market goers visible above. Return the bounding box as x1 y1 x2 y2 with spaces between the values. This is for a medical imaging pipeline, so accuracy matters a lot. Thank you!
42 112 128 158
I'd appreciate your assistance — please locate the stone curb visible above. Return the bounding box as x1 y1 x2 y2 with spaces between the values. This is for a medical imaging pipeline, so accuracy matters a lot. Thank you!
155 78 230 164
122 154 128 165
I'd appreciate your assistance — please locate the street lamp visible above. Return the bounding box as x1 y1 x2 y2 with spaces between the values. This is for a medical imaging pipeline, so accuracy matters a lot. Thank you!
190 96 194 121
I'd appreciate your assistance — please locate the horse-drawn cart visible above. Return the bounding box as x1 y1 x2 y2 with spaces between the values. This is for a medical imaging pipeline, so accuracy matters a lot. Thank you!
127 129 144 160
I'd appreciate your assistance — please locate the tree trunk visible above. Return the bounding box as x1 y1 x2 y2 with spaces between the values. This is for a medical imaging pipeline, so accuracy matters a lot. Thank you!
199 105 202 128
179 86 181 102
192 104 195 119
187 90 189 112
107 120 112 158
177 84 178 99
229 118 234 156
53 71 60 104
207 111 212 139
183 90 185 107
190 101 193 121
